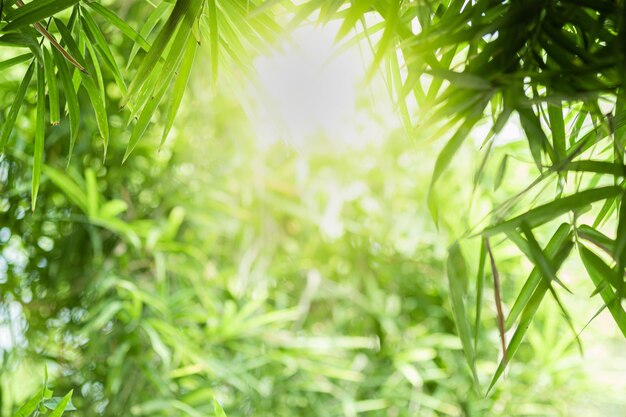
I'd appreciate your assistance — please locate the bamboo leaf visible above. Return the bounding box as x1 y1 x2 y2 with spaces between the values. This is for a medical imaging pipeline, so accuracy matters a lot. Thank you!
548 102 566 160
494 154 508 191
429 98 489 224
0 53 31 71
447 242 479 387
123 0 197 108
48 390 73 417
85 2 151 52
32 62 45 211
4 0 80 31
579 245 626 337
51 46 80 161
12 387 45 417
214 398 227 417
474 238 487 352
0 61 35 150
506 223 572 329
124 0 203 161
485 238 507 366
488 274 550 393
43 47 60 125
55 18 109 156
161 35 197 147
613 193 626 300
519 222 572 293
483 186 623 236
207 0 218 85
127 2 170 69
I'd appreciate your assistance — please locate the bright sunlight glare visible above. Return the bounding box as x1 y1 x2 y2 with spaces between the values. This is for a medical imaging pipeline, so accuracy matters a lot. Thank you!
250 20 397 150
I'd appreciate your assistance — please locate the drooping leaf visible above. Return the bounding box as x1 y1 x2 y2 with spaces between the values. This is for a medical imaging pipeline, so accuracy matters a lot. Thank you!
161 35 197 147
506 223 572 329
43 47 60 125
579 245 626 337
85 2 151 52
447 242 479 387
483 186 623 236
519 222 571 292
4 0 80 31
207 0 218 85
48 390 73 417
51 46 80 162
0 61 35 150
123 0 198 108
55 18 109 156
32 62 46 211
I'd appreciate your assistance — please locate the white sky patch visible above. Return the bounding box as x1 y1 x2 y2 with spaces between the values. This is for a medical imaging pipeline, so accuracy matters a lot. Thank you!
249 20 397 150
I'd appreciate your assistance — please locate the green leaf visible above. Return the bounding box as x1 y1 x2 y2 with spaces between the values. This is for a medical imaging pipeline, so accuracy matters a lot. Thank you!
161 35 197 147
483 186 623 236
428 98 489 224
214 398 227 417
613 193 626 300
85 167 98 218
494 154 508 191
207 0 218 85
51 46 80 162
43 165 88 213
1 61 35 150
80 10 127 94
0 53 32 71
518 106 555 170
579 245 626 337
48 390 73 417
426 69 492 90
447 242 479 387
474 238 487 353
55 18 109 156
548 102 566 161
43 397 76 412
12 387 45 417
519 222 571 292
559 160 626 177
123 0 197 108
488 271 550 393
85 2 151 52
32 62 45 211
577 224 615 256
43 47 60 125
506 223 572 329
127 2 170 69
4 0 80 31
124 0 203 161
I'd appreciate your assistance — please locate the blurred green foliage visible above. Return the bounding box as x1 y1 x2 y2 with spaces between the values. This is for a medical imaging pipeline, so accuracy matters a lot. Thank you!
2 84 621 415
1 0 626 416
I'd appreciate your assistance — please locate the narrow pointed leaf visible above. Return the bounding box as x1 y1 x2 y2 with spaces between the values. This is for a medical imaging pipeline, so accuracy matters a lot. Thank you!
32 62 46 211
85 2 151 52
483 186 623 236
4 0 80 31
207 0 218 85
0 53 31 71
161 36 197 146
0 61 34 149
447 242 479 387
506 223 572 329
48 390 73 417
43 47 60 125
52 47 79 161
579 245 626 337
519 222 571 292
